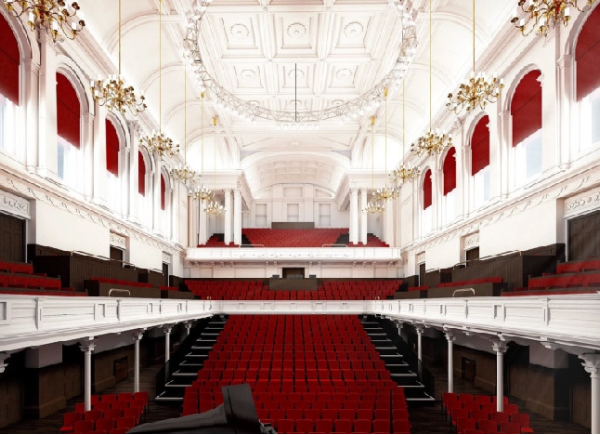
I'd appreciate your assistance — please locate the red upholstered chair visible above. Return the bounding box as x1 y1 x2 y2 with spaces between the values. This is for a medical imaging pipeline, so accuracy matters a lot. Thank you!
500 422 522 434
93 402 111 412
491 411 511 424
511 413 534 433
321 409 337 420
392 419 411 434
108 429 129 434
456 417 477 434
373 419 390 433
353 419 372 433
478 419 498 434
334 419 353 433
452 408 470 426
316 419 334 433
296 419 314 433
103 409 122 421
73 420 94 434
115 416 136 431
95 419 116 432
304 408 320 420
60 411 82 433
463 430 485 434
338 409 355 420
84 410 103 423
101 394 117 404
276 419 294 434
286 409 303 420
117 393 133 402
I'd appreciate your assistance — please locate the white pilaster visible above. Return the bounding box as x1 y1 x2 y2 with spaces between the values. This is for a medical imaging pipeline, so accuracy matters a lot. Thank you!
188 197 199 247
234 188 242 246
128 121 140 223
557 54 574 169
224 189 232 245
384 198 394 246
491 339 508 412
581 353 600 434
37 32 58 178
349 188 358 244
199 201 208 245
153 155 162 233
79 338 95 412
360 188 368 245
132 330 144 393
92 102 107 206
25 60 40 171
184 322 193 337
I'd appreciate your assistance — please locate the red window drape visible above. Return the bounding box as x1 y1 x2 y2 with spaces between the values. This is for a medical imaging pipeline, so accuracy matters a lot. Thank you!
0 15 20 104
511 70 542 147
471 116 490 176
138 151 146 196
423 169 432 210
106 119 119 176
576 5 600 100
443 147 456 196
160 175 166 210
56 73 81 148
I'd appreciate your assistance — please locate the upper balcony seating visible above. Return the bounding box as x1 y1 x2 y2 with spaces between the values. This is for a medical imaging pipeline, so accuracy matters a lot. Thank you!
348 235 390 248
197 235 238 248
243 228 348 247
438 277 503 288
88 277 153 288
0 260 34 275
0 260 81 295
185 279 402 300
182 314 409 434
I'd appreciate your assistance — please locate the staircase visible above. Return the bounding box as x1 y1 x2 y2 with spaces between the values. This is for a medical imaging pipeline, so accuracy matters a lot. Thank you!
155 315 228 404
361 315 435 404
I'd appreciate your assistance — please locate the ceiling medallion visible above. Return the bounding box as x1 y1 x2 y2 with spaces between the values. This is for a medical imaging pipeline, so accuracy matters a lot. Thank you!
287 22 307 39
184 0 418 123
230 23 249 39
336 68 353 80
240 69 257 81
344 21 364 38
331 99 344 107
287 68 305 80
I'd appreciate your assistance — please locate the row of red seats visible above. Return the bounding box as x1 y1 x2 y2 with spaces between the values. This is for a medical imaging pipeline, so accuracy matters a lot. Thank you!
408 286 429 291
203 359 384 369
197 235 238 248
556 258 600 274
0 260 33 274
211 343 376 351
347 235 390 247
0 290 86 297
527 272 600 290
438 277 503 288
272 418 394 434
89 277 153 288
243 228 348 247
0 273 62 290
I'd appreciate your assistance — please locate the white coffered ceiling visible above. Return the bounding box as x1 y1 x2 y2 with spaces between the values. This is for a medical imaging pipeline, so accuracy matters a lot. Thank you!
78 0 514 196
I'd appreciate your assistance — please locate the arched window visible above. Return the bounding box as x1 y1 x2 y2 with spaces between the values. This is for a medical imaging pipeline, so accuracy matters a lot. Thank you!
576 5 600 150
138 150 151 228
423 169 432 210
56 73 82 188
138 151 146 196
106 119 121 212
0 14 20 155
442 147 457 224
161 174 166 211
472 116 490 208
511 70 542 185
421 169 433 236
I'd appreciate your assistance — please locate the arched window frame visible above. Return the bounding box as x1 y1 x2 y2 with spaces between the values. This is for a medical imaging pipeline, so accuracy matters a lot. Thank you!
470 115 491 210
420 168 433 237
441 147 457 225
160 169 172 237
138 148 152 228
106 114 127 214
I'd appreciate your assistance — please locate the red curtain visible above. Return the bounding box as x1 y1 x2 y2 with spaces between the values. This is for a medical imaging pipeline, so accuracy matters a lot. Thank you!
471 116 490 176
423 169 432 210
138 151 146 196
161 175 166 210
106 119 119 176
576 5 600 100
511 70 542 147
56 74 81 148
0 15 19 104
443 147 456 196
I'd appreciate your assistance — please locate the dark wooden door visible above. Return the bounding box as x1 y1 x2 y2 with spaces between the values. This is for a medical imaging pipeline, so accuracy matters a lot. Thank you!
110 247 123 262
418 263 426 286
282 268 304 279
466 247 480 262
162 263 169 286
0 212 25 262
568 210 600 261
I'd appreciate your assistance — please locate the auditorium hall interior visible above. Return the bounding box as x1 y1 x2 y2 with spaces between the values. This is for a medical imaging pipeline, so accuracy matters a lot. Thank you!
1 0 600 433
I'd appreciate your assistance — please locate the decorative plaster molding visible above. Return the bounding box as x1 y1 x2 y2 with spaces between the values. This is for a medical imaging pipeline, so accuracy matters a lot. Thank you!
0 188 30 219
162 252 172 264
464 232 480 250
416 251 426 264
109 232 128 250
564 188 600 218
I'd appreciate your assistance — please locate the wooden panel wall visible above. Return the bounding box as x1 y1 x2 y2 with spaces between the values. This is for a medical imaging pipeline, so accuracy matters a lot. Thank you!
569 210 600 261
0 212 25 262
139 270 166 287
0 352 25 428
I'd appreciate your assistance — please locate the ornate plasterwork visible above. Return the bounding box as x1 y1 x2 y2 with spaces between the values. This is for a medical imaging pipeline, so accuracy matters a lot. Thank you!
240 69 257 81
287 69 305 80
344 21 364 39
109 232 128 250
464 232 480 250
416 251 426 264
162 251 172 264
564 189 600 218
336 68 353 80
287 22 307 39
230 24 250 40
0 189 30 219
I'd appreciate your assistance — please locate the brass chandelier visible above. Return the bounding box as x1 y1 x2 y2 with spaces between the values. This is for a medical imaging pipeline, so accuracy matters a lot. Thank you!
203 116 224 216
447 0 503 115
91 0 145 116
3 0 85 42
363 116 385 215
189 93 214 202
140 0 178 159
375 88 399 202
511 0 596 38
412 0 452 157
170 56 199 188
391 80 421 185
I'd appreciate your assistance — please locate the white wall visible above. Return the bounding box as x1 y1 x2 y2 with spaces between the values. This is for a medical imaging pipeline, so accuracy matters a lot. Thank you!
426 237 462 270
129 238 163 271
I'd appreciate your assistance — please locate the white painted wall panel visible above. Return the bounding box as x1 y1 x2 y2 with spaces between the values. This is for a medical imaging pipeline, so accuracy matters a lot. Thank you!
426 236 462 270
129 237 162 270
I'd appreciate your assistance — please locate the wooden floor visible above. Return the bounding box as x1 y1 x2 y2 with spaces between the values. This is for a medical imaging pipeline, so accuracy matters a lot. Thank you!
408 363 590 434
3 364 181 434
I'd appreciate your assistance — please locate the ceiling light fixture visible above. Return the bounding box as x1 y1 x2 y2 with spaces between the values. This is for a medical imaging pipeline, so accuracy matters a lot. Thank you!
412 0 452 157
447 0 504 114
376 88 399 202
183 0 418 123
511 0 596 37
189 92 214 202
364 115 385 215
171 55 199 188
140 0 178 159
90 0 145 116
391 79 421 185
3 0 85 42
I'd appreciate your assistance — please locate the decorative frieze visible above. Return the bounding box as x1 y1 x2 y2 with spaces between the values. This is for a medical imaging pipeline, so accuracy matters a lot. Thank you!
0 189 30 219
564 189 600 218
464 232 480 250
109 232 128 250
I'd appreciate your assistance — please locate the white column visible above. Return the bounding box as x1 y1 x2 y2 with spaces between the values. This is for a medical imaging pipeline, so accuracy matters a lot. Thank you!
491 339 508 412
184 322 193 337
153 155 162 233
25 60 40 171
498 110 511 198
0 352 11 374
79 339 95 412
360 188 368 245
188 197 199 247
224 189 232 245
163 326 173 364
434 168 443 230
349 188 358 244
416 326 424 361
557 54 574 169
92 102 107 206
199 202 208 245
384 198 394 245
234 188 242 246
128 121 140 223
37 32 59 178
581 354 600 435
131 330 144 393
170 182 179 241
445 331 456 393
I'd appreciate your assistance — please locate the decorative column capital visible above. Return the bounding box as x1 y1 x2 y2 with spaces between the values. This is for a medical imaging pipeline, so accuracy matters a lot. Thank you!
131 329 145 341
350 188 358 196
184 321 194 330
415 325 426 335
161 325 174 335
580 353 600 377
0 352 14 374
79 338 96 354
491 338 508 354
445 330 457 342
223 188 232 195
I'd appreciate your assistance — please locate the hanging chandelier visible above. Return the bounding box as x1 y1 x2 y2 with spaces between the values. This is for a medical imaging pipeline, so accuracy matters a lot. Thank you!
363 116 384 215
140 0 178 158
375 88 399 202
413 0 452 157
447 0 504 115
171 56 199 188
511 0 596 38
203 116 224 215
189 93 213 202
182 0 418 124
90 0 145 116
3 0 85 42
204 199 224 215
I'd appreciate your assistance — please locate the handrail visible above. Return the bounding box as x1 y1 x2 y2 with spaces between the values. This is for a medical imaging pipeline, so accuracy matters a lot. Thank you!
108 288 131 297
453 250 522 269
321 244 348 248
452 288 476 297
70 250 135 268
